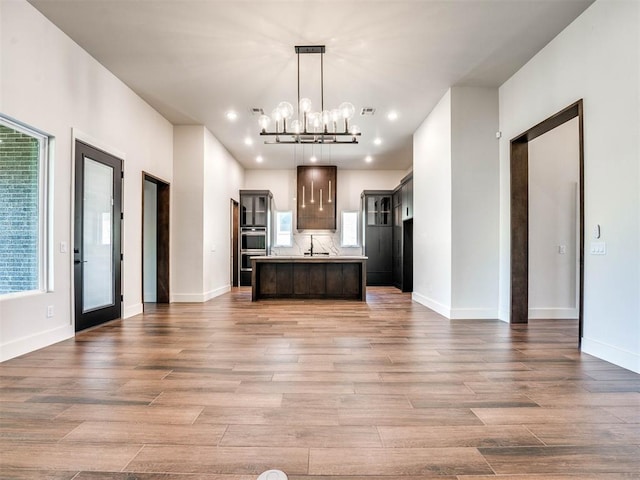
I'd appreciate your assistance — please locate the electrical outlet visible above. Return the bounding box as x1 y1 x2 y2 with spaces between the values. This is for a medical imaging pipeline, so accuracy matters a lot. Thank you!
558 245 567 254
46 305 54 318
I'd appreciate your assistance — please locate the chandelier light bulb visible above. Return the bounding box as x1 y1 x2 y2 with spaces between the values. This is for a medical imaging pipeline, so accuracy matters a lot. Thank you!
299 98 313 113
271 109 283 133
278 101 294 120
339 102 355 120
350 124 361 135
309 112 322 132
258 114 271 132
290 119 302 134
321 110 331 126
271 108 283 123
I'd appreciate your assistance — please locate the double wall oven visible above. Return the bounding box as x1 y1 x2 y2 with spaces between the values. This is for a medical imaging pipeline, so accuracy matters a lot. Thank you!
239 190 273 286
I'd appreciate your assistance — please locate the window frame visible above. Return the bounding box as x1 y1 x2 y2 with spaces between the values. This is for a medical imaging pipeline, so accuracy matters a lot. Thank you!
0 115 52 298
273 210 293 247
341 210 359 247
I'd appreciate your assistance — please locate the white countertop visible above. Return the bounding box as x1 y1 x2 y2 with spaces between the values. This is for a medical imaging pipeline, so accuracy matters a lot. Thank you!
252 255 367 261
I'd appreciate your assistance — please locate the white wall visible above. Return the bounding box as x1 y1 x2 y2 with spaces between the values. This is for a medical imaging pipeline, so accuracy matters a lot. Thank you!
172 126 244 302
412 87 500 319
528 117 580 319
450 87 500 318
412 90 453 314
499 0 640 372
244 168 405 255
203 128 244 299
172 126 205 300
0 0 174 361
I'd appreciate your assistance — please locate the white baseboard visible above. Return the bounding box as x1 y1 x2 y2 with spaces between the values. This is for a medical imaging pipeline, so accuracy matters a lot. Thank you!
411 292 451 318
123 303 143 319
411 292 498 320
172 285 230 303
0 324 74 362
203 285 230 302
449 308 498 320
581 337 640 374
528 307 578 319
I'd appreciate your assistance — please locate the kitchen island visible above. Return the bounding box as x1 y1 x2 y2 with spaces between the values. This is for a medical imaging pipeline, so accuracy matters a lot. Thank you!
251 256 367 301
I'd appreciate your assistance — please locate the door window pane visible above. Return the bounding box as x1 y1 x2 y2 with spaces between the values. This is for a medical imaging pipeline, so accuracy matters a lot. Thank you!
83 157 114 311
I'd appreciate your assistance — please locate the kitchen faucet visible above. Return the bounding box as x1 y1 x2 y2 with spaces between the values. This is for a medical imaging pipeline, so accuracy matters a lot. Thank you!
309 234 314 256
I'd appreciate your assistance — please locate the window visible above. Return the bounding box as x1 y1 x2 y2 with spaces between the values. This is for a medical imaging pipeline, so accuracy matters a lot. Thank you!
274 211 293 247
0 116 50 296
341 211 359 247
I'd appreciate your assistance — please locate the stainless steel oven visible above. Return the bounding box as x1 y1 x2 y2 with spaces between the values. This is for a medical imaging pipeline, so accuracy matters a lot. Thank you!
240 228 268 286
241 228 267 250
241 250 265 270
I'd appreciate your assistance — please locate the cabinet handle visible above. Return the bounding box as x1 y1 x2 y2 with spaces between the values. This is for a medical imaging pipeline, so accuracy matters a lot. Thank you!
406 207 408 217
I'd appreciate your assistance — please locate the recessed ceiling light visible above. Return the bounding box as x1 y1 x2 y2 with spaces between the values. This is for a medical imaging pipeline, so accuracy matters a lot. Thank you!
365 155 373 163
387 111 398 121
310 155 317 163
244 137 253 146
374 137 382 146
256 155 263 163
226 110 238 121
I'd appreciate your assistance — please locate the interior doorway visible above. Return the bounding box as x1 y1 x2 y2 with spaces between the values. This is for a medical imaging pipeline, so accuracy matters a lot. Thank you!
510 100 584 343
231 199 239 287
142 172 170 305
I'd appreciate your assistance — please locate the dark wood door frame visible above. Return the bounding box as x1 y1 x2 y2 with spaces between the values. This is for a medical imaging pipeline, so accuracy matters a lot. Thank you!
74 140 122 332
510 99 584 343
231 199 239 287
142 172 170 304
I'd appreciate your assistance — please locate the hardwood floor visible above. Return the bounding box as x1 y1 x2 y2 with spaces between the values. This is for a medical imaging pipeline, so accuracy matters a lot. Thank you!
1 287 639 479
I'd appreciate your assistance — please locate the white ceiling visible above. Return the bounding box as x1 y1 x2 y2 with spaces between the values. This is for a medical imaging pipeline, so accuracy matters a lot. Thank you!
28 0 594 170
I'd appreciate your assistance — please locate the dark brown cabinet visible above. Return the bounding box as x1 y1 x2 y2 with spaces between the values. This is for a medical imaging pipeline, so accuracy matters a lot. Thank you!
252 257 366 301
297 165 337 230
392 172 413 292
362 191 393 285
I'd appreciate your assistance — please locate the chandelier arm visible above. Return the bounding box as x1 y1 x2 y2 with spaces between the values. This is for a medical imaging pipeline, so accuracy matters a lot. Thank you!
321 49 324 112
297 50 300 121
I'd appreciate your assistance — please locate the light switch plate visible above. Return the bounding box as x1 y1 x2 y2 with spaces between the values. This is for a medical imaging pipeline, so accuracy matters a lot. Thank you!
590 241 606 255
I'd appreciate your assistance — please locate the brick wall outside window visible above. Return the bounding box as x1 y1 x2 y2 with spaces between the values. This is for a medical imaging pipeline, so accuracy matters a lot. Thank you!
0 124 40 294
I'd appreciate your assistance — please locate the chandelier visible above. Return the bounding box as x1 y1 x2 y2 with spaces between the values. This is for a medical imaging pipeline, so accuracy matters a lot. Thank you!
258 45 361 144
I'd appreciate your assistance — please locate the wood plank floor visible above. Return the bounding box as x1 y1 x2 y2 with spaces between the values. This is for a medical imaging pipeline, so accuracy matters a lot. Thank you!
1 287 639 479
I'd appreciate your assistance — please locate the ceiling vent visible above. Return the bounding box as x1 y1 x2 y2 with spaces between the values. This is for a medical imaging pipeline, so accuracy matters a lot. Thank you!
360 107 376 116
250 107 264 116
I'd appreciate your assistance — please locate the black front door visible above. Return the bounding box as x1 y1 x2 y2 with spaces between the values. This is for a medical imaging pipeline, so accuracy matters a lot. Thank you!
74 141 122 331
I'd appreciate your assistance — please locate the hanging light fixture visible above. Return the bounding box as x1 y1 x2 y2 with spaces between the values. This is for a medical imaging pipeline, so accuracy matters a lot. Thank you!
258 45 361 144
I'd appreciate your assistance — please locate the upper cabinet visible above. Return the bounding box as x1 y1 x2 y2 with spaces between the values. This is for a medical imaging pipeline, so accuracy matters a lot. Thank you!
240 190 273 227
366 194 392 226
297 165 337 230
401 173 413 220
